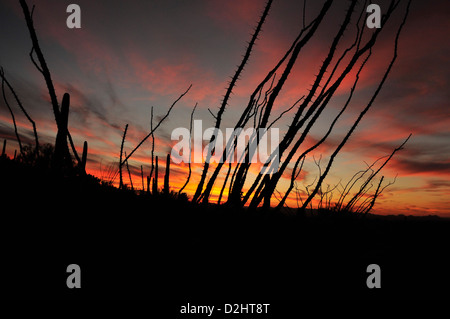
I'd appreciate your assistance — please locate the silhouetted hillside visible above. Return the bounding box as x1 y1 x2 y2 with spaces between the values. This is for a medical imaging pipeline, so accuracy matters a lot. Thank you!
1 156 450 300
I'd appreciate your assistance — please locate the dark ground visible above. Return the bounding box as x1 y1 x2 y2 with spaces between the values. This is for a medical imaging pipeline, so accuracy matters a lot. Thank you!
1 156 450 301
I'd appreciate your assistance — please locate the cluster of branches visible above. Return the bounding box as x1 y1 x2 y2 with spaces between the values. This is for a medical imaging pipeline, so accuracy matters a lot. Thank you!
117 84 192 190
286 134 410 215
0 0 88 174
3 1 195 188
1 67 39 157
189 0 412 215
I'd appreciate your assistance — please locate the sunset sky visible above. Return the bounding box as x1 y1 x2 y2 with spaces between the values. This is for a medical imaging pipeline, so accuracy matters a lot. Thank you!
0 0 448 216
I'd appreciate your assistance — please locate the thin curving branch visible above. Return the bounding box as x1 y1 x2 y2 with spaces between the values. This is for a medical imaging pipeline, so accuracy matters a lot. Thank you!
0 67 38 154
121 84 192 165
1 73 23 154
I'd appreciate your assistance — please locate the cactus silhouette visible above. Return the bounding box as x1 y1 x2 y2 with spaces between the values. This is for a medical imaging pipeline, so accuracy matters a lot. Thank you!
80 141 88 174
53 93 71 171
164 153 170 195
152 155 159 195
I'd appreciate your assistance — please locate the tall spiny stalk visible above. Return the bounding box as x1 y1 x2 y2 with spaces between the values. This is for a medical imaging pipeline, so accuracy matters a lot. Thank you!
232 0 335 207
152 155 159 195
19 0 60 127
53 93 72 171
19 0 81 169
199 5 319 204
248 0 403 210
119 124 128 189
300 1 412 212
148 107 155 194
192 0 274 203
164 153 170 195
80 141 88 175
141 165 145 192
125 152 134 191
261 20 372 210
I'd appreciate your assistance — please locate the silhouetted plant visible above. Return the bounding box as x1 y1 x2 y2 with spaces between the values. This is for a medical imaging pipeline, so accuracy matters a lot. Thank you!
152 155 159 195
119 124 128 189
140 165 145 192
125 152 134 191
80 141 88 175
19 0 84 173
16 143 55 170
164 153 170 195
189 0 413 216
53 93 74 172
342 136 410 212
147 107 155 194
117 86 191 194
120 85 192 167
283 139 407 216
162 189 189 203
99 160 119 186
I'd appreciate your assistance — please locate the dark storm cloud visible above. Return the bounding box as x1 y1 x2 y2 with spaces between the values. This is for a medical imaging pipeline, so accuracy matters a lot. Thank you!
393 158 450 176
426 179 450 189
